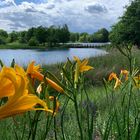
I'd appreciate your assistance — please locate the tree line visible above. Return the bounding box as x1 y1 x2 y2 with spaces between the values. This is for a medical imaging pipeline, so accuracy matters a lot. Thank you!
0 25 109 47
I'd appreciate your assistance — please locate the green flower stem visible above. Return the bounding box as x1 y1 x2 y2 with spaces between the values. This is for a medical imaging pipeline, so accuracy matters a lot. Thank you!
127 83 132 140
27 111 41 140
73 92 83 140
54 117 58 140
42 114 54 140
61 97 70 140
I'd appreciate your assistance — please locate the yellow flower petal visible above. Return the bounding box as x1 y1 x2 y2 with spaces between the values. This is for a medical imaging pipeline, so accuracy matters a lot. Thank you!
114 78 121 89
0 67 18 98
0 94 49 120
74 56 93 73
80 65 93 72
108 72 121 89
80 59 88 67
108 72 117 81
121 70 129 81
26 61 64 93
133 75 140 88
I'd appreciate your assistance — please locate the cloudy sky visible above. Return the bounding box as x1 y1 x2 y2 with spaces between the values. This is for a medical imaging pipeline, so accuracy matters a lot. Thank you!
0 0 130 33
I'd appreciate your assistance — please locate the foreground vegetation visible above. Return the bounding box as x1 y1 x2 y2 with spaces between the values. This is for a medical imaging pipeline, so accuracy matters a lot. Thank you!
0 46 140 140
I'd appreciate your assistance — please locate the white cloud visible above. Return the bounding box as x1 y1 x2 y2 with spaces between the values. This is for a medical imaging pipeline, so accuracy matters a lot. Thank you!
0 0 130 33
0 0 16 6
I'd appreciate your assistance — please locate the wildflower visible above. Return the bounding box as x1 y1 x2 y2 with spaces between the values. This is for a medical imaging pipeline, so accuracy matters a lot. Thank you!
27 61 64 93
27 61 43 81
108 72 117 81
74 56 93 84
0 67 17 98
114 78 121 89
73 56 93 73
133 75 140 88
0 66 51 120
121 70 129 81
108 72 121 89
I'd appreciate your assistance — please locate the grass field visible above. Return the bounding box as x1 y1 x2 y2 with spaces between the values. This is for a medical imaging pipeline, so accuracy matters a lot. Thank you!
0 42 46 49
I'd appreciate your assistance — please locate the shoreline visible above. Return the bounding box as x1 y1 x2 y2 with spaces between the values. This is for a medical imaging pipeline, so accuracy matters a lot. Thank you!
0 43 111 50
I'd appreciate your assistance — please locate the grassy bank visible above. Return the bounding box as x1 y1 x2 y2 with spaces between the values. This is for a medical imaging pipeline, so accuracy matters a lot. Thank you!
0 42 110 49
0 42 48 49
43 47 140 86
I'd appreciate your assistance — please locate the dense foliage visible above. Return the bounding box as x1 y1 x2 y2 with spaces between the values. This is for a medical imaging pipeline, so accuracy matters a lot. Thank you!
109 0 140 47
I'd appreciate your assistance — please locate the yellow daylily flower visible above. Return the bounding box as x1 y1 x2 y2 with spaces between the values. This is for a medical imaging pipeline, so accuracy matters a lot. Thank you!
108 72 121 89
108 72 117 81
27 61 42 81
133 75 140 88
73 56 93 72
121 70 129 81
0 67 17 98
0 66 51 120
27 61 64 93
74 56 93 84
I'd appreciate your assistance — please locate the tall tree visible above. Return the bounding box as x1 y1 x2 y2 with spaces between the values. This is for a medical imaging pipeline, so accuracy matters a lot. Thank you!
110 0 140 47
90 28 109 43
58 24 70 43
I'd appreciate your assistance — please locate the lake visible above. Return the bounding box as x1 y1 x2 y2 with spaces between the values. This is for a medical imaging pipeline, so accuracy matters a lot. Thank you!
0 48 107 66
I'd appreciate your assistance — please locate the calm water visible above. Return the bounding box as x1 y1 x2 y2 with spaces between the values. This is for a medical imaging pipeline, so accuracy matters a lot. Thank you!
0 48 107 66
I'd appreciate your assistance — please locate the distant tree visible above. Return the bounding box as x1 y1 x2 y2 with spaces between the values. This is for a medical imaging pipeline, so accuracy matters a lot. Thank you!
18 31 27 43
35 26 47 44
0 29 8 38
26 27 36 42
0 29 8 44
8 31 18 43
90 28 109 42
79 32 89 42
0 37 6 45
46 26 58 47
70 32 80 42
28 37 39 46
58 24 70 43
109 0 140 47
